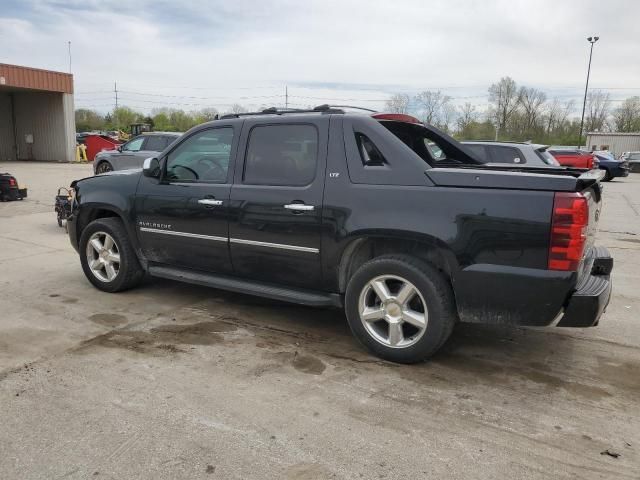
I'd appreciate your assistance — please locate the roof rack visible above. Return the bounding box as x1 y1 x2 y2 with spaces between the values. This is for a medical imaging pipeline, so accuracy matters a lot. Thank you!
219 104 342 119
219 104 379 120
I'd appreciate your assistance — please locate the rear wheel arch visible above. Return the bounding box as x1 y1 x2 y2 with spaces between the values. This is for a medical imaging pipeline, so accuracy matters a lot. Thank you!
337 234 457 293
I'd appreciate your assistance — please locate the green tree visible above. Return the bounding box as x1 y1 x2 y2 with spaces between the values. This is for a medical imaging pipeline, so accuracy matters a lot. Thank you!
75 109 105 132
110 106 144 131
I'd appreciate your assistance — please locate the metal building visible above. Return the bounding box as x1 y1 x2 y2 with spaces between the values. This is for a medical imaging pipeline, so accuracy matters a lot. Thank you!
585 132 640 157
0 63 76 162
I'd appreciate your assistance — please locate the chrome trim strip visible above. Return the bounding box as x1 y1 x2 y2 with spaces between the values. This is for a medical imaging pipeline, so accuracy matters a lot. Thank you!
230 238 319 253
139 227 227 243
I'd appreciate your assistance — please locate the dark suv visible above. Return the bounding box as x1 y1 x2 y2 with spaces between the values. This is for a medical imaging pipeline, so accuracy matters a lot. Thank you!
67 107 612 363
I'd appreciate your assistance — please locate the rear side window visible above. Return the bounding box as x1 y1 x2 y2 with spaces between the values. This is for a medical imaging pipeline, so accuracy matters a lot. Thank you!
536 150 560 166
144 135 168 151
356 133 386 166
487 145 524 164
244 124 318 186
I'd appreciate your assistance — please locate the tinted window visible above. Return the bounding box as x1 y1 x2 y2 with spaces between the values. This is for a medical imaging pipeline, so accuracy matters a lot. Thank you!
356 133 386 166
464 144 489 162
166 128 233 183
144 135 168 152
487 145 524 164
244 124 317 186
123 137 144 152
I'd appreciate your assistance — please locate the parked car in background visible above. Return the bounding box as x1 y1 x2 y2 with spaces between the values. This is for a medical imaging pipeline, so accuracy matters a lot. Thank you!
462 141 561 167
548 148 597 169
621 152 640 173
93 132 182 174
592 151 629 181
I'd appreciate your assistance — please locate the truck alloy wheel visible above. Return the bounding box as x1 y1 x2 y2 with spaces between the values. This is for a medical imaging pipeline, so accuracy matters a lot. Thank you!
85 231 121 282
358 275 428 348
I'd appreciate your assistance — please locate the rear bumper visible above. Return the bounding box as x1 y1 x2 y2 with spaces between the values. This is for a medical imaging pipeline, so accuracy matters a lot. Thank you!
612 165 630 177
557 247 612 327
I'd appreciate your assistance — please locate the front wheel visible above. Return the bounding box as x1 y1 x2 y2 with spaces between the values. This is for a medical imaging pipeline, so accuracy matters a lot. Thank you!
79 217 144 292
344 255 457 363
95 161 113 174
602 169 612 181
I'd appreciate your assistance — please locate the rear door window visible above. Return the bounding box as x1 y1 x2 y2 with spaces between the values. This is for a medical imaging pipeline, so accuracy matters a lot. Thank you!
243 124 318 186
144 135 168 152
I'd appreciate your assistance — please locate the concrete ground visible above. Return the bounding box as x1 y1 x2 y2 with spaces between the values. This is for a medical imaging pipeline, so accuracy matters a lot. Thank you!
0 161 638 480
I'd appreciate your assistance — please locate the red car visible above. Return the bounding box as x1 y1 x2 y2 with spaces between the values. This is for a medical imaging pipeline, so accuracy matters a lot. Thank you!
548 149 597 169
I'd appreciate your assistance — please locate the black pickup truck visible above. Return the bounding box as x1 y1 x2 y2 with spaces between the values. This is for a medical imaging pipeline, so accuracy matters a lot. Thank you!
67 106 613 363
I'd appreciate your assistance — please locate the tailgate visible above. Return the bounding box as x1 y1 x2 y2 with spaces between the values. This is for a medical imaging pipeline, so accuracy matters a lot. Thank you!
577 173 604 282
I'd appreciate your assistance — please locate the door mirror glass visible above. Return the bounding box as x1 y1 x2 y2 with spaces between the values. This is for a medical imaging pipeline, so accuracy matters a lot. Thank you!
142 157 160 178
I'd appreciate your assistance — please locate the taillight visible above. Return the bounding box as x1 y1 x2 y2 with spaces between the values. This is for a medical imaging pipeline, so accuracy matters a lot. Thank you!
9 178 16 187
548 192 589 271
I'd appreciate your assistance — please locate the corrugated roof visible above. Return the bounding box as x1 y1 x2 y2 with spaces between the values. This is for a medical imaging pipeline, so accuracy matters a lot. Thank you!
586 132 640 136
0 63 73 94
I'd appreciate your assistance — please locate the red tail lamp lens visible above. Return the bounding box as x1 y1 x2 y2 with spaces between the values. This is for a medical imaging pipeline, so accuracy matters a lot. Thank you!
548 192 589 271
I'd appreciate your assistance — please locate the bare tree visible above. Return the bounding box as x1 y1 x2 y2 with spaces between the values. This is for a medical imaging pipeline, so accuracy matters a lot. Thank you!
414 90 453 129
585 91 611 132
456 102 478 133
384 93 411 114
488 77 520 133
613 96 640 132
519 87 547 130
228 103 248 114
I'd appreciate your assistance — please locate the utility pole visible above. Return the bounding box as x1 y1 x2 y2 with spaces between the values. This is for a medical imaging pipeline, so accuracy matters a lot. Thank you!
285 85 288 109
114 81 119 129
67 41 72 73
578 36 599 148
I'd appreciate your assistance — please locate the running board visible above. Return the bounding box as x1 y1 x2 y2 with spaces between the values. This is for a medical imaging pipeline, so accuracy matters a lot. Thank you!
149 265 343 308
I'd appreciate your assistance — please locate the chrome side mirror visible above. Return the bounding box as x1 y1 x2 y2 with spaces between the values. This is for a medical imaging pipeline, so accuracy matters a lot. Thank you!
142 157 160 178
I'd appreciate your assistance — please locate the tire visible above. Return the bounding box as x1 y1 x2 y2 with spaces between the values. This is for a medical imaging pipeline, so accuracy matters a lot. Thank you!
96 161 113 174
344 255 457 363
603 169 612 181
79 217 144 293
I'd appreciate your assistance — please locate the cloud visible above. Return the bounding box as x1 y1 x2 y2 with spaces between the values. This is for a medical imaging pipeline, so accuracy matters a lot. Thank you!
1 0 638 113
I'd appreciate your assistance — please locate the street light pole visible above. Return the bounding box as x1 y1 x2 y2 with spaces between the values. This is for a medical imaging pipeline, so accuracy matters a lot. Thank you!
578 36 599 149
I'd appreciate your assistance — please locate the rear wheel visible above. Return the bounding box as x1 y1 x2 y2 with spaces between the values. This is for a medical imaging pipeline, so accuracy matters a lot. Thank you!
79 217 144 292
344 255 456 363
603 169 612 181
96 161 113 174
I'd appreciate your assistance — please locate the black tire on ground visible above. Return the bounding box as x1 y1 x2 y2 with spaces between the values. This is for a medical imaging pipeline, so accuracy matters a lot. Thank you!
344 255 457 363
79 217 144 293
603 169 612 181
96 161 113 174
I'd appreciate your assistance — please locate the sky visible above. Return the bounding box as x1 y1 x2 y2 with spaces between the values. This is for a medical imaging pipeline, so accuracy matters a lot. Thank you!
1 0 639 115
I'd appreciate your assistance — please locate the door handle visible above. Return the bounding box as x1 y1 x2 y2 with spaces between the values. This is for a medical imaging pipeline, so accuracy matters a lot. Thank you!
284 204 314 211
198 199 223 206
